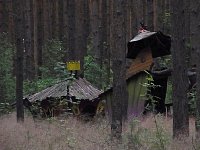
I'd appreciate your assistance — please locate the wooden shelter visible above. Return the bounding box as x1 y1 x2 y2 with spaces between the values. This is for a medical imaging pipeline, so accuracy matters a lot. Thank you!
100 30 171 119
100 48 153 119
24 78 103 117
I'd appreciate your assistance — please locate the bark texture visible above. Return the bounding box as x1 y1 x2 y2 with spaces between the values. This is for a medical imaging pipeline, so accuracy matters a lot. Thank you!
111 0 128 140
190 0 200 138
171 0 189 138
13 0 25 122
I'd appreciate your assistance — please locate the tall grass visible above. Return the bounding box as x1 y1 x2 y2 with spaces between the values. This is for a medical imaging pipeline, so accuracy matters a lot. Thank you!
0 113 198 150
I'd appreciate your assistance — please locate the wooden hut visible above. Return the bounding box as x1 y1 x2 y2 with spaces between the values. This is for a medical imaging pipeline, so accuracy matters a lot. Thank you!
100 30 171 119
100 48 153 119
24 78 103 117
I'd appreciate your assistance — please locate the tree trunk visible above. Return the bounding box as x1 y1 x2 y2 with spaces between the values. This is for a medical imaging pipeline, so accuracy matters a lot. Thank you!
90 0 99 58
33 0 38 77
58 0 64 41
164 0 171 34
13 0 25 122
24 0 34 80
52 0 59 39
67 0 76 61
74 0 87 73
0 0 3 32
155 0 165 31
43 0 51 42
171 0 189 138
190 0 200 138
7 0 15 41
62 0 68 61
37 0 43 78
111 0 128 140
147 0 154 30
105 0 112 87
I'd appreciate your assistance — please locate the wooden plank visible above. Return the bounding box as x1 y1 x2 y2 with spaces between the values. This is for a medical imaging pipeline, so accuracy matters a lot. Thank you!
126 48 153 78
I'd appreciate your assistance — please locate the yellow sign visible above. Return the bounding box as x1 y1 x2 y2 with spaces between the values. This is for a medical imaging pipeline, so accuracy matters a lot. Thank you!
66 61 80 71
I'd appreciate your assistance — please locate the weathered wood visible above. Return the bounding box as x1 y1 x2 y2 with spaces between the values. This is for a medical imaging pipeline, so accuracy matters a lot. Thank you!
126 48 153 78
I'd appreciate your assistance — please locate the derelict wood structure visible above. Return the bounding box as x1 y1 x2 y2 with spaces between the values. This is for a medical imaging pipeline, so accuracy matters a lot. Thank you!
101 30 171 119
101 48 153 119
24 78 103 117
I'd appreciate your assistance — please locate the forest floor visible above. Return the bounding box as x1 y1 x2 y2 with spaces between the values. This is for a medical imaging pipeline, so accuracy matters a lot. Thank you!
0 112 198 150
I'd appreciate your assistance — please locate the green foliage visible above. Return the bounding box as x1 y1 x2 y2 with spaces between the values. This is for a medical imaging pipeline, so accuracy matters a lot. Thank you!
0 33 15 103
42 39 65 78
84 55 111 89
24 77 61 96
188 87 196 115
141 71 161 112
0 102 12 115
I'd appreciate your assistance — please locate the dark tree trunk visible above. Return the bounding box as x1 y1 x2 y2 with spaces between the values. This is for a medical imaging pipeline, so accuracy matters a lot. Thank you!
37 0 43 78
111 0 128 140
67 0 76 61
82 0 90 75
190 0 200 138
147 0 154 31
90 0 100 58
33 0 38 77
13 0 25 122
7 0 15 42
171 0 189 138
24 0 34 80
74 0 87 72
43 0 51 42
104 0 112 87
52 0 59 39
0 0 3 32
58 0 64 41
164 0 171 34
62 0 68 61
155 0 165 31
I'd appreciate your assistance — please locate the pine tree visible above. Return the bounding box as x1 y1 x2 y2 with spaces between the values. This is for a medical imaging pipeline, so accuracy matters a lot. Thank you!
171 0 189 137
13 0 25 122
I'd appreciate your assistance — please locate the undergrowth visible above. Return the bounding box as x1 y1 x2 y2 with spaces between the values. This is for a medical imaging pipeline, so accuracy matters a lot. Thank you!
0 113 198 150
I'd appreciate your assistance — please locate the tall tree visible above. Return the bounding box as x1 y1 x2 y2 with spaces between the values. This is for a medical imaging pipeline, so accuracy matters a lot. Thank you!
190 0 200 138
58 0 64 41
90 0 100 58
0 0 3 32
43 0 51 42
37 0 43 78
146 0 154 30
75 0 87 72
13 0 25 122
24 0 34 80
52 0 59 39
171 0 189 137
7 0 15 42
111 0 127 140
67 0 76 61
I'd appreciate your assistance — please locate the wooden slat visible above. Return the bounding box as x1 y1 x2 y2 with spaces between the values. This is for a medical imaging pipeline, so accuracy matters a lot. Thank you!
126 48 153 78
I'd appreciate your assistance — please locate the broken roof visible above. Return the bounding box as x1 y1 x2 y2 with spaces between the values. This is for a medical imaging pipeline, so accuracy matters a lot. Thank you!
27 78 103 102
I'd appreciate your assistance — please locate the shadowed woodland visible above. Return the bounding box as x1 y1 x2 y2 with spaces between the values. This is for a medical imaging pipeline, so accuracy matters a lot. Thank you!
0 0 200 149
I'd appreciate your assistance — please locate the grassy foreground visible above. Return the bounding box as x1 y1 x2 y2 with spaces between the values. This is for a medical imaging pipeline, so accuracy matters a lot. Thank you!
0 113 198 150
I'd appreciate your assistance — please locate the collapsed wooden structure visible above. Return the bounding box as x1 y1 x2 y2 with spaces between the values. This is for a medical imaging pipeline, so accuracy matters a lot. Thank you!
24 78 103 117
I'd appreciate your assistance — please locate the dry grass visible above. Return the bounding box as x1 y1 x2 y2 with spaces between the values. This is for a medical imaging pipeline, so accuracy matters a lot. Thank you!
0 113 198 150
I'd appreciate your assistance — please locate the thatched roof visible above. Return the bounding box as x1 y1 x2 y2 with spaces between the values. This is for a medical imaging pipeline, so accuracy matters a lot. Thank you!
27 78 103 102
